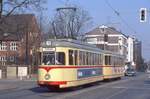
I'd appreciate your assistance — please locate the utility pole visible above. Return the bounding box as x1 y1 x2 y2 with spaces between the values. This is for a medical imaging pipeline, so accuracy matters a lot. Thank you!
25 29 29 65
100 25 108 50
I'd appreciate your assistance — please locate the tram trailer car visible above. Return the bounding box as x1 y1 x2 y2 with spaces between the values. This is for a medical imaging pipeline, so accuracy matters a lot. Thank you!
103 52 125 80
37 39 125 89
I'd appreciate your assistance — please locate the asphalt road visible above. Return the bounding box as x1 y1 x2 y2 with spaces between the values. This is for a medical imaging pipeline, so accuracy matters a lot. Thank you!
0 73 150 99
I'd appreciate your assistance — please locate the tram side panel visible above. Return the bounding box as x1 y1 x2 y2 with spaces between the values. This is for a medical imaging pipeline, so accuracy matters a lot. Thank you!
60 67 103 88
60 48 104 88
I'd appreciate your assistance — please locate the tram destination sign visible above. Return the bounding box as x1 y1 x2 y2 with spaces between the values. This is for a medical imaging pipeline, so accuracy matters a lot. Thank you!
43 48 55 51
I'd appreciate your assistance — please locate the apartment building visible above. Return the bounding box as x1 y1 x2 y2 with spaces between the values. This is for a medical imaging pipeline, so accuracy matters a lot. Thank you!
84 25 128 59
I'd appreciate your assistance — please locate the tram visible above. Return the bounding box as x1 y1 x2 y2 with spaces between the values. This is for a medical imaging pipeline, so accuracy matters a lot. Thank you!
37 39 125 89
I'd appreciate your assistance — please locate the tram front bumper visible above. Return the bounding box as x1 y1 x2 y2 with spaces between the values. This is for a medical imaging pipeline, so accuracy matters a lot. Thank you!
38 81 67 86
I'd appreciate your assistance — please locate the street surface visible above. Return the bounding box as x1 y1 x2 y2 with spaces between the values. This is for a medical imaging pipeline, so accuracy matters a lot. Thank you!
0 73 150 99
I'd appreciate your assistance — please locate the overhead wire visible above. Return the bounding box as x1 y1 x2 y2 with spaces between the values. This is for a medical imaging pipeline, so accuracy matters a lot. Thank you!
104 0 138 36
105 0 150 53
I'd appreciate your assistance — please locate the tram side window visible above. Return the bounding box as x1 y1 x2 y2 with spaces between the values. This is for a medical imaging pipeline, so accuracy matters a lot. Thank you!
79 51 87 65
69 50 74 65
100 54 103 65
109 56 112 65
86 52 88 65
83 52 86 65
99 54 101 65
56 52 65 65
96 54 99 65
93 53 96 65
88 52 91 65
105 56 108 65
91 53 94 65
109 56 111 65
79 51 82 65
74 50 78 65
105 55 111 65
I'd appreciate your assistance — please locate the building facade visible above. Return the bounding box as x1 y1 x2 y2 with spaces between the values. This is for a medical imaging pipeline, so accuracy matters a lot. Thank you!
84 25 128 60
0 14 41 66
0 34 19 65
126 37 136 69
127 37 143 71
133 39 143 71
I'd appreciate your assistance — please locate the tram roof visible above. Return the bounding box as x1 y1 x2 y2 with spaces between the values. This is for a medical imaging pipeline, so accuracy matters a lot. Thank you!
41 39 104 52
41 39 125 57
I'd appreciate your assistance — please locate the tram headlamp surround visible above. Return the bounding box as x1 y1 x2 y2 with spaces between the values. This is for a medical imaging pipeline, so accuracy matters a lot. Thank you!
45 74 50 80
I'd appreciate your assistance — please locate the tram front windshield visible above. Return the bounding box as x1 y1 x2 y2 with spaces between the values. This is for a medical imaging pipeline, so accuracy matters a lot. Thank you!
42 52 65 65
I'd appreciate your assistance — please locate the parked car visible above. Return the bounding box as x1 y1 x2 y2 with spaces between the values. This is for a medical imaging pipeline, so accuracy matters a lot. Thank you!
125 69 136 76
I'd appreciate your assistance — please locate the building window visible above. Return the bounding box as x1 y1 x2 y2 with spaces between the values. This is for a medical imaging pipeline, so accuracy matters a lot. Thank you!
108 37 118 43
0 56 6 61
97 36 104 41
87 37 97 42
9 56 15 62
0 42 7 51
10 42 17 51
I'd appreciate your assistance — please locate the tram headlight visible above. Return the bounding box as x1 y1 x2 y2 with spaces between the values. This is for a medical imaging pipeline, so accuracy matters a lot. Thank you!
44 74 50 80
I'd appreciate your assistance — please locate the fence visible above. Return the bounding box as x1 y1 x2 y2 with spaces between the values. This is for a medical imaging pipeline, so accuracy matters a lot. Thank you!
0 65 34 79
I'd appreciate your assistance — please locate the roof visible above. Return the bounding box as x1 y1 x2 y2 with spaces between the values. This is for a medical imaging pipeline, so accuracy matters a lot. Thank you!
0 14 40 40
41 39 125 57
41 39 104 53
85 25 128 37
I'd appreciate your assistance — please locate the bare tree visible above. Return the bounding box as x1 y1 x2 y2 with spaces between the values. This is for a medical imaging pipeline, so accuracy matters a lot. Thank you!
48 5 92 39
2 0 45 15
0 0 46 22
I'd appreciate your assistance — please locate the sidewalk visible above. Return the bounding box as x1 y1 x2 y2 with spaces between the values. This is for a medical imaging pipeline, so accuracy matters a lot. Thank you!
0 74 37 91
1 74 37 81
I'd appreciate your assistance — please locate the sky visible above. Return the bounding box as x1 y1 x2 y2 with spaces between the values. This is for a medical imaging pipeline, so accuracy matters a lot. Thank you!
46 0 150 60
